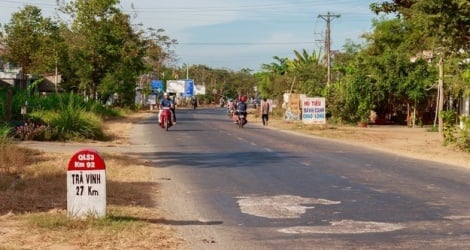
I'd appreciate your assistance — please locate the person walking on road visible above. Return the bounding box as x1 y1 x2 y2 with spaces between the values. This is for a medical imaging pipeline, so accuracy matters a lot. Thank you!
260 97 270 126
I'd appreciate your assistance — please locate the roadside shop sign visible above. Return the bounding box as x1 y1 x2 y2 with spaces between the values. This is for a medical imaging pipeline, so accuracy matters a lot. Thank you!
67 149 106 218
301 97 326 124
289 93 302 118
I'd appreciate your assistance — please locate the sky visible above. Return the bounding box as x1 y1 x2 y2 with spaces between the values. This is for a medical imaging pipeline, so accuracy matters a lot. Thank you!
0 0 384 72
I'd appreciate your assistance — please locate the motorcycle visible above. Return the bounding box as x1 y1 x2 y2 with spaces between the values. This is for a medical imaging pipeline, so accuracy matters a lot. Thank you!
236 111 247 128
159 107 173 131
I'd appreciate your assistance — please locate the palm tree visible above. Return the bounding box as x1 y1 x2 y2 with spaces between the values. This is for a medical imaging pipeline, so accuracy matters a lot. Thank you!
261 56 289 75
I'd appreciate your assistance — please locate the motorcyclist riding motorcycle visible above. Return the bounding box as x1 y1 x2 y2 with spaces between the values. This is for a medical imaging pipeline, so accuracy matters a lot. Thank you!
235 95 248 126
158 92 175 125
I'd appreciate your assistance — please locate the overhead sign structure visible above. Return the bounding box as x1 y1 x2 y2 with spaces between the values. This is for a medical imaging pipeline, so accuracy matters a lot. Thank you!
67 149 106 218
301 97 326 124
166 80 185 93
167 80 206 96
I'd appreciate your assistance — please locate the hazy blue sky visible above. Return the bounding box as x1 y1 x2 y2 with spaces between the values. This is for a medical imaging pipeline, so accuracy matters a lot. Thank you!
1 0 384 71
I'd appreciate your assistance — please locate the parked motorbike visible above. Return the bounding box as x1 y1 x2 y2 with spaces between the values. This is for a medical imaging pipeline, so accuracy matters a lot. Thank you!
159 107 173 131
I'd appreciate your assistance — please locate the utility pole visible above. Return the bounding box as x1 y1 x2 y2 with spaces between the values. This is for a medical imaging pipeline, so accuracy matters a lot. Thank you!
318 12 340 86
55 52 58 93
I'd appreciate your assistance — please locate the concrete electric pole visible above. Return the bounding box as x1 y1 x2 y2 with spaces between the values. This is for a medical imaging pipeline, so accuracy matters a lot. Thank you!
318 12 340 86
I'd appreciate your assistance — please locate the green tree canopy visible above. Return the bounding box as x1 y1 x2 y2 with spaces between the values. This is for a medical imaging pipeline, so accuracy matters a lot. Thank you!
3 5 61 76
59 0 142 103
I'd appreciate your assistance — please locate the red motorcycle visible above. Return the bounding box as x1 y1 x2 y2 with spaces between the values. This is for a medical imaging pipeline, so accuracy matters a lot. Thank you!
159 107 173 131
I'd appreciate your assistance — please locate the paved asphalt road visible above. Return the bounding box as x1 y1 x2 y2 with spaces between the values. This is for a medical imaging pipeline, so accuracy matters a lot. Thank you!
23 107 469 249
126 107 470 250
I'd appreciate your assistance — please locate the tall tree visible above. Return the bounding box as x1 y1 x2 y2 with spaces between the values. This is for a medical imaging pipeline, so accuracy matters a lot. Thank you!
328 40 364 123
140 27 178 80
97 12 146 107
371 0 470 133
257 56 292 103
261 56 289 75
3 5 61 87
362 17 437 125
59 0 132 100
328 17 437 125
288 49 326 97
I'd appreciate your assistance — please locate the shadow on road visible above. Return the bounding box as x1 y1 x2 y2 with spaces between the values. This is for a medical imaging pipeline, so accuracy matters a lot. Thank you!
129 150 299 169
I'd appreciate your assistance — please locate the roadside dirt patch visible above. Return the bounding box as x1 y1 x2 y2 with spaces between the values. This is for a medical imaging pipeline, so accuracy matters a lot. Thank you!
263 118 470 169
246 107 468 169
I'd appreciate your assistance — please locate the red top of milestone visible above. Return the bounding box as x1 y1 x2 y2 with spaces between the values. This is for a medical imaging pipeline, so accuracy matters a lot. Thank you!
67 149 106 171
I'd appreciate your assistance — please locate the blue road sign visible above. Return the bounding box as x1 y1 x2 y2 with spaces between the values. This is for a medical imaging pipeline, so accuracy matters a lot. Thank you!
184 79 194 97
151 80 163 92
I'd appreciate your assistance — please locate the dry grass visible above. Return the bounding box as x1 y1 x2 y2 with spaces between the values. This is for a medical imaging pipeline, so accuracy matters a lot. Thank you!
0 111 183 250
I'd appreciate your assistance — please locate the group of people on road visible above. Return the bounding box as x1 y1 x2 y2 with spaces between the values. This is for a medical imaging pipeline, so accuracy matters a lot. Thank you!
227 95 270 126
157 92 271 127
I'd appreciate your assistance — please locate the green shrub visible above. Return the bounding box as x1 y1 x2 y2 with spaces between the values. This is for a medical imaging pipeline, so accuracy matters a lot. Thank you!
26 94 105 141
440 110 457 145
457 116 470 152
56 109 104 140
271 106 286 119
426 125 439 132
10 92 124 141
93 105 129 120
0 123 12 145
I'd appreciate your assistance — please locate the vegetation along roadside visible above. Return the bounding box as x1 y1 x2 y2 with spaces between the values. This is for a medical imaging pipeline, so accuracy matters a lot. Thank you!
0 112 183 249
